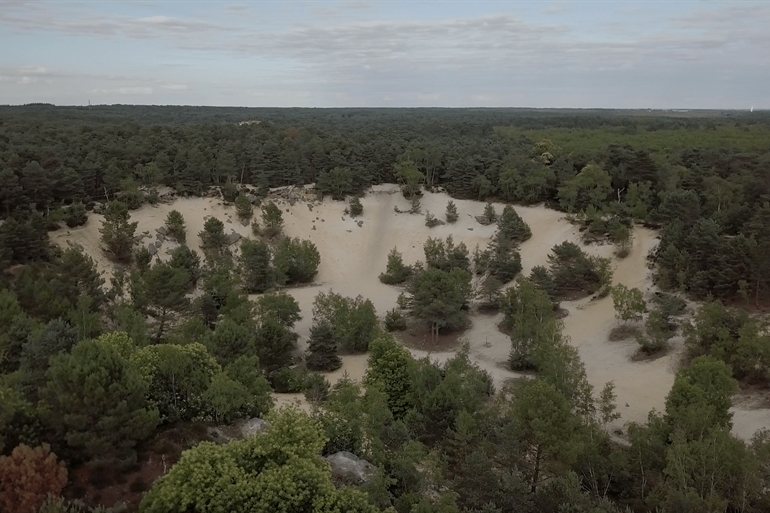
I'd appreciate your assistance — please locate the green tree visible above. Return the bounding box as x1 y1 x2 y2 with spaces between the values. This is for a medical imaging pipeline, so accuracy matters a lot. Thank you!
254 292 302 328
224 355 273 417
317 166 354 199
164 210 187 243
611 284 647 323
199 216 228 256
235 193 253 222
140 408 376 513
497 205 532 243
203 372 254 423
255 316 298 373
306 321 342 371
99 201 137 263
558 162 613 213
445 200 459 223
665 355 737 438
501 277 557 370
312 291 379 353
43 333 159 465
239 238 273 293
379 247 413 285
261 201 283 238
364 337 415 418
140 262 190 342
481 202 496 224
62 203 88 228
409 268 472 341
131 342 221 423
273 237 321 285
394 159 423 198
167 245 201 288
20 319 79 397
511 379 583 492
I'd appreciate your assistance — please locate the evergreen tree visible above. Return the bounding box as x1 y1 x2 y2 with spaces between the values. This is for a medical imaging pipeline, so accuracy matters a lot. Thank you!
348 196 363 217
445 200 459 223
235 193 253 222
198 216 228 258
43 333 159 465
379 247 412 284
261 201 283 238
99 201 137 263
306 321 342 371
141 262 190 342
239 238 272 293
164 210 187 243
273 237 320 285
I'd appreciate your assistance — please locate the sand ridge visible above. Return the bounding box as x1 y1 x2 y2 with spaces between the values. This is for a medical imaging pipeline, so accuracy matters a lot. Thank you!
50 185 769 439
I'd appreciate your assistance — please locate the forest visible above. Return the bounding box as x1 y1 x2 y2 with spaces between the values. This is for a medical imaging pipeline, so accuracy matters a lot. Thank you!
1 105 770 513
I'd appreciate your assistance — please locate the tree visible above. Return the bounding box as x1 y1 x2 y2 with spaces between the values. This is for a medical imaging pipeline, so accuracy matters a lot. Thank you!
445 200 459 223
558 162 612 213
199 216 228 256
203 372 254 423
239 238 272 293
312 291 379 353
317 166 354 199
306 321 342 371
273 237 320 285
223 355 273 417
501 277 557 370
497 205 532 243
254 292 302 328
379 247 413 285
409 268 472 341
43 333 159 465
140 408 377 513
511 379 583 492
164 210 187 243
423 236 470 273
394 159 423 198
611 284 646 323
235 193 253 222
0 443 67 513
261 201 283 238
364 336 415 418
167 245 201 288
255 316 298 373
131 342 221 423
141 262 190 342
481 202 496 224
100 201 137 263
20 318 80 397
62 203 88 228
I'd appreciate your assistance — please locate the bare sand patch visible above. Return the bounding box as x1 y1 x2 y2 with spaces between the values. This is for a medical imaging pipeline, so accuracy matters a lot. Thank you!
50 186 768 439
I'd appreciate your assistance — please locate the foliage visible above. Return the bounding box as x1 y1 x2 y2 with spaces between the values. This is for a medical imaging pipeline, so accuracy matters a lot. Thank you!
303 372 332 403
254 291 302 328
43 333 159 465
424 236 471 273
501 277 558 370
348 196 364 217
610 284 646 323
543 241 611 299
364 336 415 418
99 201 137 263
306 321 342 371
384 308 408 331
0 443 68 513
496 205 532 243
480 202 496 224
409 267 472 340
240 238 273 293
164 209 187 243
235 193 253 221
312 290 379 353
198 216 228 257
445 200 459 223
273 237 320 285
261 201 284 238
140 407 377 513
131 342 221 423
62 203 88 228
379 247 413 285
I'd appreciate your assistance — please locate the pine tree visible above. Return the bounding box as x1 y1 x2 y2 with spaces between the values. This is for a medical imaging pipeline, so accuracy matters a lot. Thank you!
261 201 283 238
240 238 272 293
445 200 459 223
235 193 253 222
100 201 137 263
306 321 342 371
165 210 187 243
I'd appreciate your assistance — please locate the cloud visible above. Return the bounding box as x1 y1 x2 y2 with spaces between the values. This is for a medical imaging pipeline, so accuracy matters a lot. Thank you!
161 83 188 90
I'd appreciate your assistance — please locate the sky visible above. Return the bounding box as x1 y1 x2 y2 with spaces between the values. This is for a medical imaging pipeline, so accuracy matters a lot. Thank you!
0 0 768 108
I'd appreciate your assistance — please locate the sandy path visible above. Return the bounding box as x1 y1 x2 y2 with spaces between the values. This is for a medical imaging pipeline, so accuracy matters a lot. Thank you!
50 186 768 439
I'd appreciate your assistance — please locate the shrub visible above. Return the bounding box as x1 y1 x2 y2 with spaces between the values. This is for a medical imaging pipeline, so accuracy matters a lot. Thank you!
63 203 88 228
379 248 413 285
303 372 331 403
348 197 363 217
269 367 304 393
445 200 459 223
385 308 408 331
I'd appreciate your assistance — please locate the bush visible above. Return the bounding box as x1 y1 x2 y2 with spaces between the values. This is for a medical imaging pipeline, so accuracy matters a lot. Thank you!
348 197 363 217
385 308 408 331
379 248 413 285
268 367 304 393
445 201 459 223
303 373 331 404
63 203 88 228
425 211 444 228
273 237 321 285
221 182 239 203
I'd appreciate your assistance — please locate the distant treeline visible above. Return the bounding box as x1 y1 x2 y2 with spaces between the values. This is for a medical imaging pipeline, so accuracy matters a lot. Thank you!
1 106 769 301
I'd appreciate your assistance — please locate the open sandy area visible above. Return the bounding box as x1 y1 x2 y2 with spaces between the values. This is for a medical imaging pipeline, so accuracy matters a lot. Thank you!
51 184 770 440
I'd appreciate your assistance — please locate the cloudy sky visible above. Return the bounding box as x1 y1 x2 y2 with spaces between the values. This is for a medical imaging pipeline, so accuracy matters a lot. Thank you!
1 0 768 108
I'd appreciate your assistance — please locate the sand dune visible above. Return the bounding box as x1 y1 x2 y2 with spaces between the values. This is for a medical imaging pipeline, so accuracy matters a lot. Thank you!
51 185 768 440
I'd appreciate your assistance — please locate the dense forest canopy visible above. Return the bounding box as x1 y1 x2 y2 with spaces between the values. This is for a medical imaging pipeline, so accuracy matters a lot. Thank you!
1 106 770 513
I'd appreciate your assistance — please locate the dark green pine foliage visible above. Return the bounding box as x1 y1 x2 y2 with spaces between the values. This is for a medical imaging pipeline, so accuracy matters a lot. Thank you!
100 201 137 263
306 321 342 372
497 205 532 244
239 238 272 293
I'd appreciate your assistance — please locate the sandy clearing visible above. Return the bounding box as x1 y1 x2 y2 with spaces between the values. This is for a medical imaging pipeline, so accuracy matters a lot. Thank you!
50 186 768 439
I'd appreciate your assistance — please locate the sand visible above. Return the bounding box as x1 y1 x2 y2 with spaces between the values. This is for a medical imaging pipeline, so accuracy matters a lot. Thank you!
50 185 769 440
